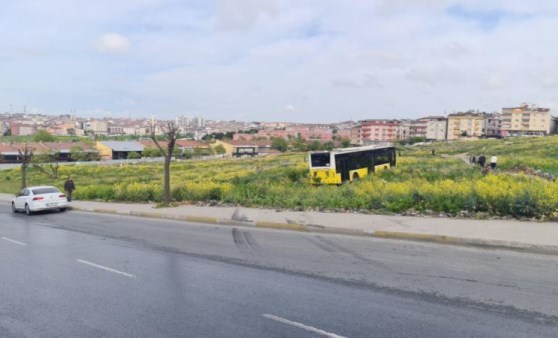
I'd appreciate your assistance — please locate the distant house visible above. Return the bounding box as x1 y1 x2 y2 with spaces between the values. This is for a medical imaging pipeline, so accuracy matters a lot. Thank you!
0 143 49 163
213 139 272 157
1 142 99 163
138 139 210 157
232 133 259 141
0 144 20 163
138 139 169 149
175 139 210 152
41 142 98 161
96 141 144 160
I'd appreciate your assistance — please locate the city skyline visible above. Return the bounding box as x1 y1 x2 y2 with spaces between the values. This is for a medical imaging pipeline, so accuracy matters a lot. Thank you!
1 1 558 122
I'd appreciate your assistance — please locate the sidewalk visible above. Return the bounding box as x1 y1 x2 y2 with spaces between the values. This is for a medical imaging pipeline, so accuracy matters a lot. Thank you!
2 193 558 255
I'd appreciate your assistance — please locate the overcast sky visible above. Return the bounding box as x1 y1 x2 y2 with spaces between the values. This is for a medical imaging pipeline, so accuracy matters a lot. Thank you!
1 0 557 122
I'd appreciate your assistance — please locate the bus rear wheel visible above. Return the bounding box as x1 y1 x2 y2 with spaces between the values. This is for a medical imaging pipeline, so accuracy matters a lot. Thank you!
352 173 360 182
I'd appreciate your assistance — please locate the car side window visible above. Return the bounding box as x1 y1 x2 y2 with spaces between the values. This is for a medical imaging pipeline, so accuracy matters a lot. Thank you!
23 189 30 196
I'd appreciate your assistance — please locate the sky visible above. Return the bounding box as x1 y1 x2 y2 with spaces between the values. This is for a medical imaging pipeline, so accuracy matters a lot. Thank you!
1 0 558 123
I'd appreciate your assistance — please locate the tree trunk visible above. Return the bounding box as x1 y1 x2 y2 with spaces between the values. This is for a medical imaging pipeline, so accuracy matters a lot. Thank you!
151 121 179 205
21 167 27 189
163 155 171 204
17 144 34 189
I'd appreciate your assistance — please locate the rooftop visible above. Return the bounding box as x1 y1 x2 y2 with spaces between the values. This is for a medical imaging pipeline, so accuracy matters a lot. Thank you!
99 141 144 152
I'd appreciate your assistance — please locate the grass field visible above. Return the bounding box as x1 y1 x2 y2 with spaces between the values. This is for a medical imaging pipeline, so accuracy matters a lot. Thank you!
402 135 558 175
1 135 557 219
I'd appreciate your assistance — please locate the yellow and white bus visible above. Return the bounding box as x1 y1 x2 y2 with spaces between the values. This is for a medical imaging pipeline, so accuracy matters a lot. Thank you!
308 145 396 184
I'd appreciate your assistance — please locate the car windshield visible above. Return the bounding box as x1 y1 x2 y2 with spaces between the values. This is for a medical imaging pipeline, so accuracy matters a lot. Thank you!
32 188 60 195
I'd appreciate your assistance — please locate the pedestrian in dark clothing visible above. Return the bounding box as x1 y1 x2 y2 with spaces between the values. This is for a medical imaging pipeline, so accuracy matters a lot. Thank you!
471 156 476 164
490 156 497 169
64 177 75 202
478 155 486 167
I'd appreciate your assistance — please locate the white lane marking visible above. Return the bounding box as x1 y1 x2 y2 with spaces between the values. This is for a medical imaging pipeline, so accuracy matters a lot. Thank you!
262 314 347 338
1 237 27 246
76 259 136 278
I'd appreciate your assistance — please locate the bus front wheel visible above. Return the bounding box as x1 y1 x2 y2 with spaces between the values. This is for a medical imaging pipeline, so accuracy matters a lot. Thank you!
352 173 360 182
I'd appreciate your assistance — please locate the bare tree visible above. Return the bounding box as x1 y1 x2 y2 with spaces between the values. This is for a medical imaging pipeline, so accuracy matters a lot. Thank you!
17 144 35 189
151 121 180 205
32 152 60 179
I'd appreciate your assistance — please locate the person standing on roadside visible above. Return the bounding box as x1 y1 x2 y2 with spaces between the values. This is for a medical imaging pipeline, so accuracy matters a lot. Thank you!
478 155 486 167
490 155 498 169
64 176 76 202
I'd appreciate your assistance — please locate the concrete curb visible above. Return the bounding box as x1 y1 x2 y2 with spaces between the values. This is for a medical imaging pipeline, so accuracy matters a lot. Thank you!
70 206 223 225
373 231 558 256
69 206 377 237
255 221 306 231
6 201 558 256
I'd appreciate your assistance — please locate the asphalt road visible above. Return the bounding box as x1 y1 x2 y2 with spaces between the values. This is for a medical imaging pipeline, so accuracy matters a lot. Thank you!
1 205 558 337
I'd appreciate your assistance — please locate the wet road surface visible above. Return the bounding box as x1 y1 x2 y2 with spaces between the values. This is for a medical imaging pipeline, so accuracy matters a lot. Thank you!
1 205 558 337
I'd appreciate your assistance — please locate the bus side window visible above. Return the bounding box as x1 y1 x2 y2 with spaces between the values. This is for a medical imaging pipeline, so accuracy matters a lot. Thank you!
378 150 388 164
376 150 383 164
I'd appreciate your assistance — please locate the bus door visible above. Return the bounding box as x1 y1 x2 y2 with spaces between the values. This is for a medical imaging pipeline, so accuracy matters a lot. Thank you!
336 156 349 182
390 148 396 166
368 152 376 173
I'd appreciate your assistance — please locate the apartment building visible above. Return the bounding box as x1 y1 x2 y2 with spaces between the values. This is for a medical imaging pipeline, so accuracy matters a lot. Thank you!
446 111 485 140
85 119 108 135
359 119 400 143
291 125 334 141
484 113 502 137
422 117 447 141
500 104 554 137
10 123 37 136
397 120 411 140
257 129 296 140
409 119 427 139
108 125 125 135
335 127 356 142
350 125 361 145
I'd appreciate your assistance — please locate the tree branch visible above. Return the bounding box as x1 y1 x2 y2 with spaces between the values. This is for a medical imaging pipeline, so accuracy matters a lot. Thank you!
150 124 168 157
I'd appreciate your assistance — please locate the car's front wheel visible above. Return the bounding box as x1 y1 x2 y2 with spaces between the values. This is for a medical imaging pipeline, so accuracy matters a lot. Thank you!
12 203 17 213
25 204 32 215
59 207 66 212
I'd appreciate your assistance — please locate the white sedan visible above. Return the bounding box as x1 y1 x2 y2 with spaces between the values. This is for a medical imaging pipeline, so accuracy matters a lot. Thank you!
12 186 68 215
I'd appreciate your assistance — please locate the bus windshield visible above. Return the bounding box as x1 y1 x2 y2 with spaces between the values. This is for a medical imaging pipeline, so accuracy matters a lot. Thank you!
310 153 330 167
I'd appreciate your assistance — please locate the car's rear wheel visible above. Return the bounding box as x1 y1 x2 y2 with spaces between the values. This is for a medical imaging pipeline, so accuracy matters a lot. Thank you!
25 204 32 215
12 202 17 213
